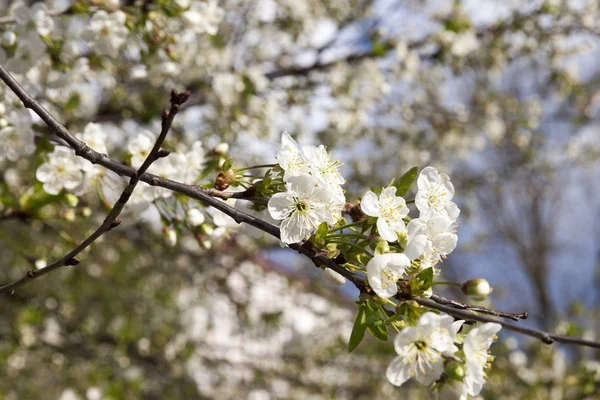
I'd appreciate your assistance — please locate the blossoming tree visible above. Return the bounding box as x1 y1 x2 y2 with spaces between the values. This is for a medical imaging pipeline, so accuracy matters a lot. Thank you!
1 0 600 398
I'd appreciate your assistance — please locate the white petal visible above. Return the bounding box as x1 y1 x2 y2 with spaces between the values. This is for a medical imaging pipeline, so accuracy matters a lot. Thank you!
414 355 444 385
288 173 316 197
280 131 299 150
446 201 461 220
433 232 458 255
380 186 398 200
35 163 55 182
386 356 412 387
417 166 439 190
268 193 293 221
360 190 380 217
405 233 427 260
377 217 398 242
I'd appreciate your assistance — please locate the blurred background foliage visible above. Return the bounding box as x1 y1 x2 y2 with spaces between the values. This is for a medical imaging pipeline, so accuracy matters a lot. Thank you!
0 0 599 398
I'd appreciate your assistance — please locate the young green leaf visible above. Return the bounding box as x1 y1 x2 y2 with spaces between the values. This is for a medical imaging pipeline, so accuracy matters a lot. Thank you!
348 303 368 353
394 166 419 196
409 267 434 296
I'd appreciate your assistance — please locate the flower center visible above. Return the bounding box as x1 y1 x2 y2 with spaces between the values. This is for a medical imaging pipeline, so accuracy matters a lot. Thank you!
415 340 427 351
295 199 308 213
427 184 448 209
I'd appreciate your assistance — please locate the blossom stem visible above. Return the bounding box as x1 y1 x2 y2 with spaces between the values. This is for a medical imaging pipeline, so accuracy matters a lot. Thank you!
328 239 372 257
432 281 462 288
325 233 367 239
328 220 365 233
235 164 277 172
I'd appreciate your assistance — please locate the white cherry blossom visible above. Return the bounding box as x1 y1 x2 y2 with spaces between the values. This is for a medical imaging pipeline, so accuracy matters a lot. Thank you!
82 11 128 58
301 144 345 187
365 253 410 298
276 132 310 181
128 130 156 168
12 1 55 36
463 323 501 396
404 215 458 267
77 122 107 154
415 166 460 221
361 187 409 242
36 146 87 195
182 0 225 35
268 174 331 244
0 109 36 162
386 312 462 387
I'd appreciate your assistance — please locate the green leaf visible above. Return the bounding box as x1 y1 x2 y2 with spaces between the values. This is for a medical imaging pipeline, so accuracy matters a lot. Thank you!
348 303 368 353
410 267 434 296
397 300 428 325
394 166 419 196
222 157 233 171
364 300 390 342
367 320 389 342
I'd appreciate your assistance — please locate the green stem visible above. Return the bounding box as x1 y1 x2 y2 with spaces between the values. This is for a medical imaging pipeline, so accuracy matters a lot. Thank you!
432 281 462 288
329 220 366 233
325 233 367 239
235 164 277 172
328 239 373 257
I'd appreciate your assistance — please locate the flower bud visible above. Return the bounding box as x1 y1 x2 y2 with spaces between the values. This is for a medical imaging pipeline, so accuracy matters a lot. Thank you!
200 224 214 236
0 118 8 129
1 31 16 47
369 236 390 254
65 194 79 207
223 169 236 184
214 142 229 155
186 208 205 227
323 268 346 285
214 173 229 190
164 226 177 247
445 360 465 380
0 103 6 116
461 278 492 301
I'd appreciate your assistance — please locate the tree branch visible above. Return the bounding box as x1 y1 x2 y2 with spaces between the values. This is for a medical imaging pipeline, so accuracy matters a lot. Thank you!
2 65 600 350
0 84 188 295
429 293 528 321
414 297 600 349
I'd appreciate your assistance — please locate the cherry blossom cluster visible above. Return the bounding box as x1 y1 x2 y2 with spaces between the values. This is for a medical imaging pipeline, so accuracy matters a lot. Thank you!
268 133 346 244
387 312 501 398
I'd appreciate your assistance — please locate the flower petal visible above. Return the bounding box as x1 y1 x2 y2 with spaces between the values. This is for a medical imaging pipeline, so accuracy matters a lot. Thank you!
268 193 293 221
386 356 412 387
377 217 398 242
360 190 380 217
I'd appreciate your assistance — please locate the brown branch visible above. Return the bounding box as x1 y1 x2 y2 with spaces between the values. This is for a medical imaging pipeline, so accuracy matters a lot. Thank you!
414 297 600 349
0 209 32 223
429 293 528 321
2 65 600 350
0 83 188 295
203 187 268 204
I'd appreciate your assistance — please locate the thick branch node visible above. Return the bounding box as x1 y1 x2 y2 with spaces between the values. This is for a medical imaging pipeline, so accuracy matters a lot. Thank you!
150 177 160 186
66 258 81 266
157 149 170 158
109 218 122 229
27 270 36 277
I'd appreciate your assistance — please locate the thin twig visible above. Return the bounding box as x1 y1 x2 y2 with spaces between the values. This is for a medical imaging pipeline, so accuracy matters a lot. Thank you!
0 209 31 223
429 293 528 321
2 65 600 350
0 87 188 295
202 187 268 204
415 297 600 349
